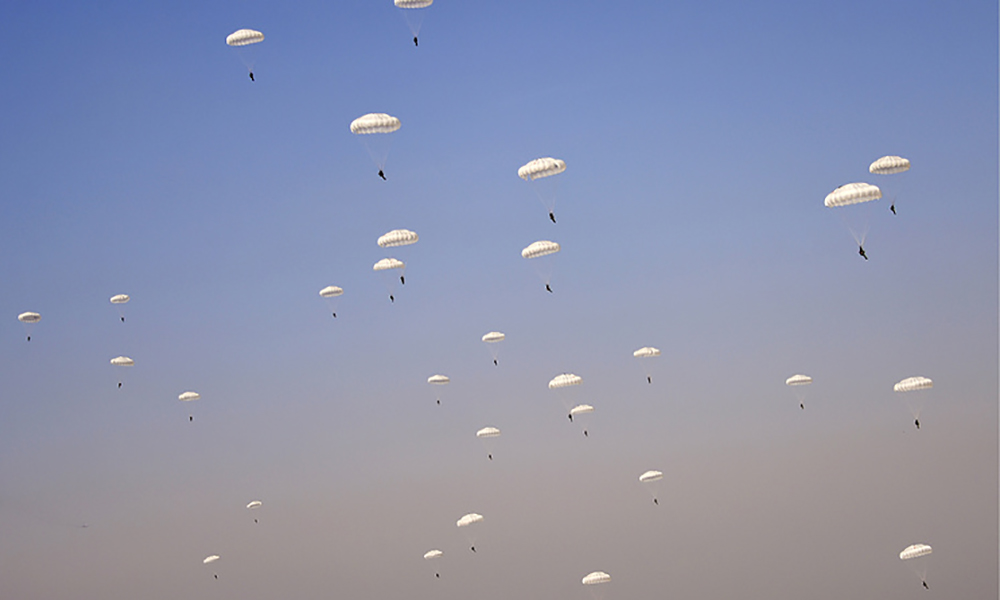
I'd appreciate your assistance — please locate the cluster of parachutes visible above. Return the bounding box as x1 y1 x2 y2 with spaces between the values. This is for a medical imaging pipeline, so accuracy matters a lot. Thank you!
824 155 911 258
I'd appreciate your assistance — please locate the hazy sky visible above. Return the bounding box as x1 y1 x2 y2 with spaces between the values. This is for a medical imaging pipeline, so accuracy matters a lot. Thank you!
1 1 996 599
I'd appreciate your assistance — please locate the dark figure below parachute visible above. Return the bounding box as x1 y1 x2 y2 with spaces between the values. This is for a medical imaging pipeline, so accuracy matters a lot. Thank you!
378 169 386 181
859 245 868 260
800 403 804 410
400 275 405 285
545 284 552 293
922 581 928 589
915 418 920 430
121 316 125 323
248 71 254 82
413 36 418 46
488 453 493 460
389 294 394 303
568 413 573 422
647 376 652 384
470 546 476 553
332 312 337 318
890 202 896 215
549 211 556 223
493 359 498 366
118 382 122 389
189 415 194 422
653 498 658 505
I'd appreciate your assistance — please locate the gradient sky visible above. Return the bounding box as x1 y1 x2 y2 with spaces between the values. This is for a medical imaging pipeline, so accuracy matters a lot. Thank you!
1 1 997 599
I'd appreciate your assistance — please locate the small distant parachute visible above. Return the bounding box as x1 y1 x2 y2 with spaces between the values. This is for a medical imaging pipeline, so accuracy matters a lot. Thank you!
785 374 812 386
824 182 882 207
203 555 220 564
549 373 582 389
456 513 483 527
869 155 911 175
374 258 406 272
423 549 443 560
900 543 932 588
226 29 264 46
395 0 433 47
319 286 343 298
351 113 401 178
110 356 134 367
900 544 932 560
522 240 560 259
374 258 406 302
482 331 505 365
378 229 419 248
110 294 130 304
178 391 200 402
18 312 41 324
428 374 450 385
894 376 933 392
582 571 611 585
639 470 663 483
633 347 660 358
246 500 262 509
569 404 594 417
518 157 566 181
476 426 501 438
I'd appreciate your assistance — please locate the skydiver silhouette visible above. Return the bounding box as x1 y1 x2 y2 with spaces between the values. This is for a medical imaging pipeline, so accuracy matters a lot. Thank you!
121 316 125 323
493 359 498 366
583 429 588 437
389 294 394 303
545 283 552 293
332 312 337 318
647 376 652 384
435 573 440 578
378 169 386 180
413 36 418 46
653 498 658 505
189 415 193 422
254 518 258 523
915 418 920 430
488 454 493 460
436 400 440 405
214 574 218 580
568 413 573 422
26 336 30 341
118 382 122 389
859 245 868 260
890 202 896 215
400 275 405 285
800 403 804 410
549 211 556 223
248 71 254 82
922 581 928 589
470 546 476 553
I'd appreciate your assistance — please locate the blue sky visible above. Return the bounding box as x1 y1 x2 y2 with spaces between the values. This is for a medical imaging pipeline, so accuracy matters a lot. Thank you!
1 1 996 599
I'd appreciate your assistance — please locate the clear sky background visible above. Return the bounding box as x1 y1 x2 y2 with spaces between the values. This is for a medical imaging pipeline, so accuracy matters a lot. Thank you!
0 1 996 598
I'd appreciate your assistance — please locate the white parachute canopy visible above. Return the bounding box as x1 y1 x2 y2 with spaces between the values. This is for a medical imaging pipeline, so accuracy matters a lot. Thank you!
110 294 130 304
785 374 812 386
569 404 594 416
824 182 882 207
900 543 932 560
374 258 406 272
18 311 41 324
522 240 560 259
894 376 933 392
319 285 343 298
246 500 262 509
374 258 406 302
110 356 134 367
639 470 663 483
518 157 566 181
786 373 812 409
870 155 911 175
351 113 401 176
549 373 582 389
476 426 501 438
633 347 660 358
582 571 611 585
395 0 432 45
428 374 450 385
423 549 443 559
456 513 483 527
482 331 505 365
203 555 220 564
178 391 200 402
378 229 419 248
226 29 264 46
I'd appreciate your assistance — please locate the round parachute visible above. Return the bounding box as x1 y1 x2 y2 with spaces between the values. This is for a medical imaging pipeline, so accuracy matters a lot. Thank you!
110 294 130 304
549 373 582 389
373 258 405 271
178 391 200 402
246 500 262 509
319 286 343 298
456 513 483 527
203 555 220 564
639 470 663 483
226 29 264 46
351 113 401 135
476 426 501 438
427 374 450 385
518 157 566 181
582 571 611 585
785 374 812 386
396 0 433 7
569 404 594 416
824 182 881 207
633 347 660 358
378 229 419 248
894 376 933 392
18 312 41 324
522 240 560 259
870 155 911 175
110 356 134 367
481 331 505 343
423 549 443 559
900 544 932 560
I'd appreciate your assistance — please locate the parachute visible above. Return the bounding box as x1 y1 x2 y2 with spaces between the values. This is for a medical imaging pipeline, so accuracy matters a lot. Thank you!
785 374 812 386
351 113 401 178
319 286 343 298
246 500 262 509
482 331 505 365
395 0 432 46
374 258 406 302
226 29 263 80
226 29 264 46
549 373 582 389
639 469 663 504
638 470 663 483
785 374 812 409
423 549 443 560
110 294 129 304
477 426 501 460
894 376 933 392
377 229 419 248
900 543 932 588
110 356 134 367
519 157 566 181
428 374 450 405
633 347 660 383
869 155 911 175
569 404 594 416
824 182 882 207
900 544 932 560
582 571 611 585
178 391 200 402
17 312 41 324
522 240 560 259
203 555 220 564
456 513 483 527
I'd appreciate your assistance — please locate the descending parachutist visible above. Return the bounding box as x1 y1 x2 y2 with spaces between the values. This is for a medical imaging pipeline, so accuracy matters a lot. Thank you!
26 336 30 341
568 413 573 422
378 169 386 181
800 403 804 410
488 454 493 460
189 415 193 422
858 245 868 260
647 376 652 384
248 71 254 82
389 294 394 303
915 418 920 430
121 316 125 323
254 518 258 523
653 498 658 505
332 312 337 318
493 359 498 366
413 36 418 46
583 430 588 437
435 573 440 578
436 399 440 405
400 275 405 285
549 211 556 223
214 574 219 580
118 382 122 389
922 581 928 589
545 283 552 293
470 546 475 553
890 203 896 215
